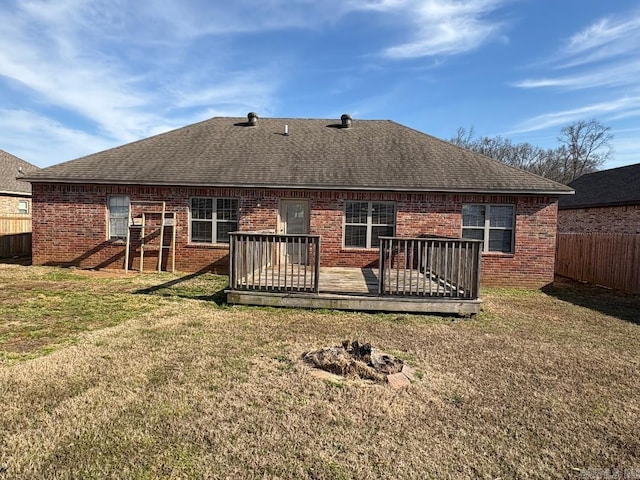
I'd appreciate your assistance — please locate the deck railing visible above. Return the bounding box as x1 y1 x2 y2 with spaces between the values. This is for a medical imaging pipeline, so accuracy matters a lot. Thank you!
378 236 482 299
229 232 321 293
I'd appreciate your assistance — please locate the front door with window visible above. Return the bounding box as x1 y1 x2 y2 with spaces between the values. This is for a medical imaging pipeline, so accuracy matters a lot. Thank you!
279 200 310 264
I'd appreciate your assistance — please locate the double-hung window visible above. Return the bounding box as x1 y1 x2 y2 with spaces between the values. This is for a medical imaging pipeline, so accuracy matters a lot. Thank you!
462 204 514 253
190 198 239 244
18 200 29 214
108 195 130 240
344 201 395 248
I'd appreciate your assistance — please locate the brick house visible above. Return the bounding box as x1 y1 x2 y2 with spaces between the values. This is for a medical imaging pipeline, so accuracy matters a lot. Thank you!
558 163 640 234
24 114 572 289
0 150 39 235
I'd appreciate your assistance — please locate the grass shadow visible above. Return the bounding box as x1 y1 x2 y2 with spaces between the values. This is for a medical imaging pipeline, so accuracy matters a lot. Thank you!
134 266 229 305
542 276 640 325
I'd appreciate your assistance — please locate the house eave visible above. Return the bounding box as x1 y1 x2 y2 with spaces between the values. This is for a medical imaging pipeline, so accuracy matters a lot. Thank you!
23 177 575 196
0 190 32 197
559 200 640 210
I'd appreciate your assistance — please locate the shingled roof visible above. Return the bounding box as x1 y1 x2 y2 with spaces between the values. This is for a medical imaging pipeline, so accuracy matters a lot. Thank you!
24 116 573 195
559 163 640 209
0 149 39 195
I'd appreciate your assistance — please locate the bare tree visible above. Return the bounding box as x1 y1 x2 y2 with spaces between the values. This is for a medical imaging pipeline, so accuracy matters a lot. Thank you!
451 126 475 149
557 119 613 183
450 119 614 184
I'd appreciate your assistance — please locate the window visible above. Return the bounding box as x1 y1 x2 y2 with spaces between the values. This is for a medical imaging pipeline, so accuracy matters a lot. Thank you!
190 197 239 244
108 195 130 240
344 201 395 248
18 200 29 214
462 204 514 253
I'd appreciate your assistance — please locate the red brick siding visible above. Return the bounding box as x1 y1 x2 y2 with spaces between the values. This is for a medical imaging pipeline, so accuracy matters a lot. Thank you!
558 205 640 234
32 184 559 288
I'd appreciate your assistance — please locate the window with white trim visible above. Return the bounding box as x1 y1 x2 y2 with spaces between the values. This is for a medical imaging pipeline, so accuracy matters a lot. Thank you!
462 204 514 253
190 197 239 244
344 201 395 248
18 200 29 214
108 195 130 240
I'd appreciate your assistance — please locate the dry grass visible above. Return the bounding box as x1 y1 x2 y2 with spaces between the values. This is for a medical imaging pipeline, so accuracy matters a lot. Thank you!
0 265 639 479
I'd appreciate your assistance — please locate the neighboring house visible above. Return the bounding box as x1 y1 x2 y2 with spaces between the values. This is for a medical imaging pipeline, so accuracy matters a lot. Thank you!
23 114 573 289
558 163 640 234
0 149 39 234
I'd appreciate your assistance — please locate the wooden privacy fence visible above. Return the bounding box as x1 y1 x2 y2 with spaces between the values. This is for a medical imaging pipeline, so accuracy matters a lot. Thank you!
0 216 31 235
556 233 640 293
378 236 483 299
229 232 321 293
0 232 32 258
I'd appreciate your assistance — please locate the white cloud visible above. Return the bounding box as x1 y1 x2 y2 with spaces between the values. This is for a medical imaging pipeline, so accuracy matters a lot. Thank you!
509 96 640 134
353 0 507 58
514 60 640 90
0 109 118 167
564 15 640 59
514 9 640 91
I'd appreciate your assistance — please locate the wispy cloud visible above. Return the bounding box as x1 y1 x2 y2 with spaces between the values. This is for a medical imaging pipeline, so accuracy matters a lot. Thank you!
562 14 640 66
353 0 507 58
0 109 118 166
509 96 640 133
514 60 640 90
514 9 640 91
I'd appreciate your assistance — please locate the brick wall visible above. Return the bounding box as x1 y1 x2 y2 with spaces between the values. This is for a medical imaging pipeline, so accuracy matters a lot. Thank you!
558 205 640 234
32 183 560 288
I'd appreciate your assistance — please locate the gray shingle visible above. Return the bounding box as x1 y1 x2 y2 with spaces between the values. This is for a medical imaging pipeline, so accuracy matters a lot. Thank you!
23 116 573 195
559 163 640 209
0 150 39 195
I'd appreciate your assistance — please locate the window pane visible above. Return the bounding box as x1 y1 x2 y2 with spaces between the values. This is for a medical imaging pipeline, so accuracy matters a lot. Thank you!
462 205 485 227
108 196 129 217
191 198 213 220
489 229 513 253
371 225 394 247
345 201 368 224
462 228 484 242
217 198 238 221
372 202 395 225
345 225 367 248
18 201 28 214
216 222 237 243
191 220 213 243
489 206 514 228
110 218 128 238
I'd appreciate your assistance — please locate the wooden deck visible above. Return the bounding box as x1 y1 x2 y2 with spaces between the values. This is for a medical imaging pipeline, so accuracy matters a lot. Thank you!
226 266 482 315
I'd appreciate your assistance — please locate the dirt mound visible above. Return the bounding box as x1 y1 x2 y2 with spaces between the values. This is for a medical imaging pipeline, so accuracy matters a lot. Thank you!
303 340 406 384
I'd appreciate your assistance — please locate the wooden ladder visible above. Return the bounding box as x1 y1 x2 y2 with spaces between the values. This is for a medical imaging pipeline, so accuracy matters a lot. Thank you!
125 201 177 273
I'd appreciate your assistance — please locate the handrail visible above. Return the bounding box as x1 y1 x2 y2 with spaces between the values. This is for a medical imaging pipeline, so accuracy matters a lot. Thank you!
378 236 482 299
229 232 321 293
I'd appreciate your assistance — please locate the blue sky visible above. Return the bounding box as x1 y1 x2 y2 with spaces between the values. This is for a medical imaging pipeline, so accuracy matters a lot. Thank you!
1 0 639 169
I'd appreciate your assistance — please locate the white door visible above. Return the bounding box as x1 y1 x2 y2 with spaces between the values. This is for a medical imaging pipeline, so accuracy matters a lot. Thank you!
279 200 309 264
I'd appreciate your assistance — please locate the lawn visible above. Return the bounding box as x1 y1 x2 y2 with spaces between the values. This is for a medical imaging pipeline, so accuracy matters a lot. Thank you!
0 264 639 479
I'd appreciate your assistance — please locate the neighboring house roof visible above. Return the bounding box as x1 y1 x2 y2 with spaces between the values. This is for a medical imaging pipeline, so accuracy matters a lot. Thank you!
23 116 573 195
0 149 39 195
558 163 640 209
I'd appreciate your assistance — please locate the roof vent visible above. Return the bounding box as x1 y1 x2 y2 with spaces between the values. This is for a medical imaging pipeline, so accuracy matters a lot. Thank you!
340 114 352 128
247 112 259 126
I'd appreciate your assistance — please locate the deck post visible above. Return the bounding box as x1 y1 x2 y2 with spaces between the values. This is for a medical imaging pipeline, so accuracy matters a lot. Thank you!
475 242 483 299
378 238 385 295
314 236 321 293
229 233 236 289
